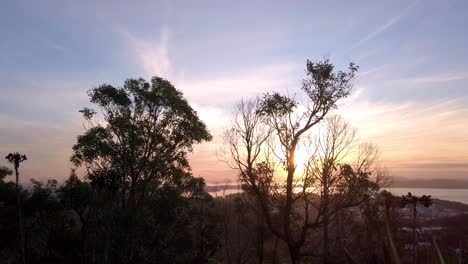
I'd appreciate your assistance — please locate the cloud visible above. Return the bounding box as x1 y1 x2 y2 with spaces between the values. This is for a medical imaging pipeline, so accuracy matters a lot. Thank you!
194 84 468 182
359 57 427 78
118 23 468 182
394 163 468 169
121 29 303 183
176 63 468 182
175 63 299 107
124 28 171 78
338 89 468 178
350 0 420 50
398 72 468 84
183 63 299 183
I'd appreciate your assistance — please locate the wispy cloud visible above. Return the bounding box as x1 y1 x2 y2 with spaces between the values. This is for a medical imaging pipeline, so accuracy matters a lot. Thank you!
338 89 468 178
182 63 299 182
394 163 468 169
360 57 426 78
399 71 468 84
121 29 303 183
124 28 171 78
175 63 298 107
350 0 420 50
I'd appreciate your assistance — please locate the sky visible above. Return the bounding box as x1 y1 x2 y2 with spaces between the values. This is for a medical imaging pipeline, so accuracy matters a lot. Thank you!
0 0 467 184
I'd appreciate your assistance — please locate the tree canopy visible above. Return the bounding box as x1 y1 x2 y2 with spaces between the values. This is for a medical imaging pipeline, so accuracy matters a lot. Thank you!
71 77 212 205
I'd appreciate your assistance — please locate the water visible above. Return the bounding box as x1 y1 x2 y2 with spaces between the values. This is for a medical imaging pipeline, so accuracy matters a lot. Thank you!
385 188 468 204
208 187 242 197
209 186 468 205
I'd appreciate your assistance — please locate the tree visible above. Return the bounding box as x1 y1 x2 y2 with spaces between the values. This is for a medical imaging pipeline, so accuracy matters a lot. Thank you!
0 166 12 181
0 166 16 262
70 76 214 263
354 170 393 263
401 192 432 263
57 169 92 260
71 76 212 206
219 98 276 262
5 152 27 264
223 59 360 263
305 116 379 262
25 178 62 261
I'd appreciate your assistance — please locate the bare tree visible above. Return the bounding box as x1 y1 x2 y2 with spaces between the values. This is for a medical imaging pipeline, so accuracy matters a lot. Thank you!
222 59 363 263
309 116 356 262
219 98 275 263
304 116 381 262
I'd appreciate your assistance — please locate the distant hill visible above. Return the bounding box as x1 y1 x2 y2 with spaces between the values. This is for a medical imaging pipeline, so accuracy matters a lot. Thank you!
392 177 468 189
207 178 468 191
206 178 468 192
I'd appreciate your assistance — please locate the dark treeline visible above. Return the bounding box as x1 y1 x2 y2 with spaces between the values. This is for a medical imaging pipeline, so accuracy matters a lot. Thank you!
0 60 466 263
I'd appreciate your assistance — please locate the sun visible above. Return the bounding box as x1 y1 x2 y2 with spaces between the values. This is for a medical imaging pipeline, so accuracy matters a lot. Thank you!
294 148 310 167
269 144 316 179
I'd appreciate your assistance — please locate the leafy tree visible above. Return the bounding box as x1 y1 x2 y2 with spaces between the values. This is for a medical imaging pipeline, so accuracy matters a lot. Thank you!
186 192 223 263
71 76 212 206
57 169 92 260
0 166 12 181
0 165 17 261
24 179 62 261
70 76 215 263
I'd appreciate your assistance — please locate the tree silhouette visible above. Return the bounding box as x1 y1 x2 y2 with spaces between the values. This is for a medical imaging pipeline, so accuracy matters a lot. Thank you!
0 166 12 181
71 77 212 207
70 76 214 262
307 116 380 262
57 169 92 259
401 192 432 263
5 152 27 264
223 59 360 263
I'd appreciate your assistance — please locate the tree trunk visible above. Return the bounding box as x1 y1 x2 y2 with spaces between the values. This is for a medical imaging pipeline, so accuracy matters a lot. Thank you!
323 222 329 264
272 237 279 264
129 178 137 207
323 175 330 264
80 217 87 264
412 203 417 264
15 167 26 264
288 244 301 264
256 214 264 264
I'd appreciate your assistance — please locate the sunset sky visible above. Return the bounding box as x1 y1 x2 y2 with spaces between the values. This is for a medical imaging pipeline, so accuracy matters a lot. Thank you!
0 0 467 184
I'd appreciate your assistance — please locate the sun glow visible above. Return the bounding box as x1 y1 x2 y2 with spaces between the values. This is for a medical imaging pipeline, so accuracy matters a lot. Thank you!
269 144 314 179
294 147 311 173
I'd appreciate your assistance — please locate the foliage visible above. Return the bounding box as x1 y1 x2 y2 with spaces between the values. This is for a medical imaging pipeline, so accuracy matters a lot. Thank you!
71 76 212 206
5 153 27 170
0 166 12 180
0 76 220 263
